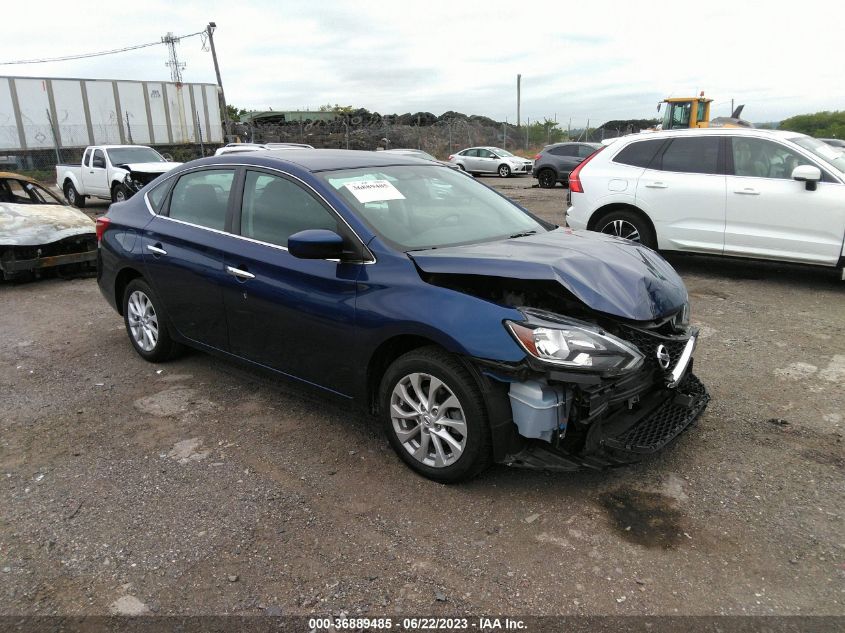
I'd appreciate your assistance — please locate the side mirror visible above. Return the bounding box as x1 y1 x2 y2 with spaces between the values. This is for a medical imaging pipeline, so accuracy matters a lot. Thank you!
288 229 344 260
792 164 821 191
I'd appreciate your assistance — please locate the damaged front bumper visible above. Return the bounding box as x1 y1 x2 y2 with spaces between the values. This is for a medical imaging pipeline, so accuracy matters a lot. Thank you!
480 324 710 471
1 235 97 278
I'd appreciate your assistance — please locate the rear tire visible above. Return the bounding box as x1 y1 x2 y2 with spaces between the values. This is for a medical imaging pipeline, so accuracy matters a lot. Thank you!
457 164 466 172
595 209 657 249
537 169 557 188
379 346 492 483
64 182 85 208
122 278 182 362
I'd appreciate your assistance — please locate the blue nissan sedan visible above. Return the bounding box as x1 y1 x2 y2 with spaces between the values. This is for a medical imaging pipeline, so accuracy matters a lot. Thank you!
96 150 709 482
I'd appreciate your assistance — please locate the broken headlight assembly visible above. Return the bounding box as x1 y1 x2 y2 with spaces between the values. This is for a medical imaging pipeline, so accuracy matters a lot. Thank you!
123 173 143 191
506 310 644 375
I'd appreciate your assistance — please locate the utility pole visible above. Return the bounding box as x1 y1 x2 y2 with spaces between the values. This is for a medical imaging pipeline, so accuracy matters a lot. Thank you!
516 74 521 128
206 22 231 141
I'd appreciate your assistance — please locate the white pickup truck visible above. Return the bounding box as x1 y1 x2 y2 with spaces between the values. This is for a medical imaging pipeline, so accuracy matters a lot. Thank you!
56 145 181 207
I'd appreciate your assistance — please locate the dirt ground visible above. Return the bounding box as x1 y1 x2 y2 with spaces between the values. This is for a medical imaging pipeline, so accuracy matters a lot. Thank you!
1 176 844 617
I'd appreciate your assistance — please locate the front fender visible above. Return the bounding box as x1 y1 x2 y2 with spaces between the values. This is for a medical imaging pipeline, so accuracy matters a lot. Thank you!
355 253 527 365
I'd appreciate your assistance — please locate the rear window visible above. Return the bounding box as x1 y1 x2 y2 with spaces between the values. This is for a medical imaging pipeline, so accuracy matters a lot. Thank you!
657 137 720 174
613 139 664 168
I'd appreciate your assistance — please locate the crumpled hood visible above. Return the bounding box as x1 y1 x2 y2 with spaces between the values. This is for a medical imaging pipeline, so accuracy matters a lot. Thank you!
0 203 95 246
409 228 688 321
115 162 181 174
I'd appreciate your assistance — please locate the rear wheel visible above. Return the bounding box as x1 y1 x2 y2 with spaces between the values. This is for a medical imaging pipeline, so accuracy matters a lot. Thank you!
498 164 511 178
64 182 85 208
122 279 182 362
456 163 466 172
537 169 557 188
596 209 657 249
379 347 492 482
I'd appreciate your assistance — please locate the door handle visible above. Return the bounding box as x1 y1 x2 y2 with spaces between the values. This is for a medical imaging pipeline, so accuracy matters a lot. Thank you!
226 265 255 280
645 182 668 188
734 188 760 195
146 244 167 256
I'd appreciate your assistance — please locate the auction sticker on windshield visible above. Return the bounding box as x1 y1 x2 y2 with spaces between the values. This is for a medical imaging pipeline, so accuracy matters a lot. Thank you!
345 180 406 204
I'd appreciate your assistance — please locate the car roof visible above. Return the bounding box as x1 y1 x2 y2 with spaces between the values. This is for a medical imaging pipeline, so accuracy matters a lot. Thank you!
0 171 44 186
195 149 437 172
617 128 804 142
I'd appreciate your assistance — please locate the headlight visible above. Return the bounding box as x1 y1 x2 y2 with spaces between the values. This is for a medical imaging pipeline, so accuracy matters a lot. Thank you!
506 312 643 374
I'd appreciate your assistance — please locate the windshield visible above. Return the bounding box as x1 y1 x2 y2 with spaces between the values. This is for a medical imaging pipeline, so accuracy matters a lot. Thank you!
319 165 546 250
492 148 514 157
0 178 62 205
789 136 845 174
106 147 165 165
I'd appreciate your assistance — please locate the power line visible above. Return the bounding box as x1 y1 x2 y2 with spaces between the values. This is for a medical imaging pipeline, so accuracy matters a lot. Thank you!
0 30 206 66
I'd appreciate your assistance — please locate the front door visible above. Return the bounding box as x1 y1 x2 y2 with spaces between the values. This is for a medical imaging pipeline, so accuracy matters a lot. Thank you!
724 136 845 265
86 149 110 197
141 167 238 350
222 169 363 396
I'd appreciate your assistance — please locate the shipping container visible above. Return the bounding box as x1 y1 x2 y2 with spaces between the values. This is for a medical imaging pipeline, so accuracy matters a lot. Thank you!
0 75 223 152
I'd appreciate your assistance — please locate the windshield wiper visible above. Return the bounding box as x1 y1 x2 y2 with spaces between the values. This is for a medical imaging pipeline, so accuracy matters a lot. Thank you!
508 230 538 239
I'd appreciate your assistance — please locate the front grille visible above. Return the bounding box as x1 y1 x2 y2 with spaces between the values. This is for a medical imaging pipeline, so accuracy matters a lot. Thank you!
619 325 689 373
603 373 709 454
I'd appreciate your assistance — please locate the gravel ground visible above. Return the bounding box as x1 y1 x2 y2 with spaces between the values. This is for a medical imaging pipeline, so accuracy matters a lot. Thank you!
1 176 843 617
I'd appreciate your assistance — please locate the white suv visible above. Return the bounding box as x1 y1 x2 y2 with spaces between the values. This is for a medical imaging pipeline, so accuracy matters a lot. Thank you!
566 128 845 271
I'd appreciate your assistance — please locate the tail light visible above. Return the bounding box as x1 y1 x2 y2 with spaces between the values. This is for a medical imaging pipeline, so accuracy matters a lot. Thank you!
568 146 605 194
533 153 542 160
95 216 111 242
447 155 454 161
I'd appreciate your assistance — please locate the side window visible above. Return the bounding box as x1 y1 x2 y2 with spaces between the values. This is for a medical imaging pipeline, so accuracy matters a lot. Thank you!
577 145 597 158
168 169 235 230
658 137 720 174
613 139 665 168
147 178 173 213
463 149 478 157
82 149 91 167
482 150 497 158
731 137 815 180
240 171 338 247
670 103 691 128
92 149 106 169
549 145 576 157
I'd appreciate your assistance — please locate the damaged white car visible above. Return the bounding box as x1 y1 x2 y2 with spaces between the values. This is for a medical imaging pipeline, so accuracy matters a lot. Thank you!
0 173 97 280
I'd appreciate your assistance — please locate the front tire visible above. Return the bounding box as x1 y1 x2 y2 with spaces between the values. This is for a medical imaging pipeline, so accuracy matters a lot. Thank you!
379 347 492 483
595 209 657 249
498 164 511 178
64 182 85 208
112 183 131 203
122 279 182 362
537 169 557 188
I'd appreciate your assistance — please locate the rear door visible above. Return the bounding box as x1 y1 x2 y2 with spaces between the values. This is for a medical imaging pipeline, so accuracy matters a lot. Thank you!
549 144 579 176
724 136 845 264
461 149 481 172
635 135 726 253
221 169 364 395
141 167 238 350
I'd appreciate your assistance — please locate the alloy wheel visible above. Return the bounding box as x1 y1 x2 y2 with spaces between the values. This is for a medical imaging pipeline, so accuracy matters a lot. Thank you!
390 372 467 468
127 290 159 352
600 219 641 242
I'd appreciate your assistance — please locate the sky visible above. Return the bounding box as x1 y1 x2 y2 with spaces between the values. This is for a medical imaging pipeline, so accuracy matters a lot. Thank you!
3 0 843 127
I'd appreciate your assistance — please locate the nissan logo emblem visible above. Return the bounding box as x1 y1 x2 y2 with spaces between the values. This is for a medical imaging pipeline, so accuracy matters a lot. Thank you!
656 344 671 370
